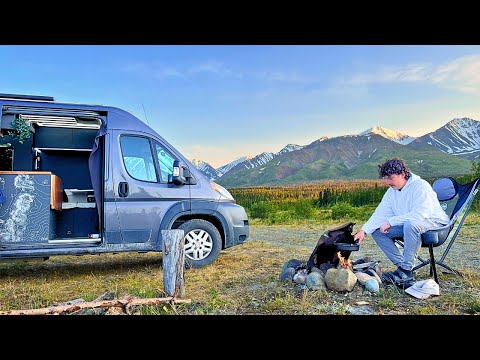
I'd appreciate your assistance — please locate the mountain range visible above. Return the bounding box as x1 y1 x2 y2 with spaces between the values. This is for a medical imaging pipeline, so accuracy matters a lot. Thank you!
190 117 480 187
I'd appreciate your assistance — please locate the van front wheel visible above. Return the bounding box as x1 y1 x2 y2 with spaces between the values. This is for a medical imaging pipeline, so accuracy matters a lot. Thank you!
178 219 222 268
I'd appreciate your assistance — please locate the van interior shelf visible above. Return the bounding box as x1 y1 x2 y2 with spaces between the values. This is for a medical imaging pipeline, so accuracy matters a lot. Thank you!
36 147 92 152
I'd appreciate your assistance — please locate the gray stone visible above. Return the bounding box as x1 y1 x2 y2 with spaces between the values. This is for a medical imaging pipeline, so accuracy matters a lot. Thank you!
70 308 107 315
325 267 357 292
366 269 382 285
293 269 308 284
355 271 373 285
281 259 305 273
306 271 326 291
349 305 374 315
93 291 116 302
364 278 380 293
279 267 296 282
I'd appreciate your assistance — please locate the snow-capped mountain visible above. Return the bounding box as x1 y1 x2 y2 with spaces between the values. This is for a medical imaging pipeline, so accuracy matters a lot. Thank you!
309 136 329 146
221 152 275 176
212 144 304 179
190 159 218 180
411 117 480 160
275 144 304 155
360 126 416 145
192 118 480 183
216 156 251 177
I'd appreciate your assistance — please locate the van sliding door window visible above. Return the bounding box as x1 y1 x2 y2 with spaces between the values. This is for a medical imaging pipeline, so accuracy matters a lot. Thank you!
120 136 157 182
153 142 175 183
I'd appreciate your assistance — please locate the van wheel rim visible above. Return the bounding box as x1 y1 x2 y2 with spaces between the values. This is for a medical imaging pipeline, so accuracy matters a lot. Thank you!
184 229 213 261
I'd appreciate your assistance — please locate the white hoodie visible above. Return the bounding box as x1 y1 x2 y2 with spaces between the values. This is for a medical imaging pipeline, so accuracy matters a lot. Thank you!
361 173 450 234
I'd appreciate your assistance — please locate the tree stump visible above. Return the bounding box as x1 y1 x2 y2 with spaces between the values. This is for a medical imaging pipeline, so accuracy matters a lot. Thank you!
162 229 185 298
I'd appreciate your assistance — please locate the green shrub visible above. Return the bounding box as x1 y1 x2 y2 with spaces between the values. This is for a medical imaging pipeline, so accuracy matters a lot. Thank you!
249 201 274 219
330 202 355 220
292 200 316 219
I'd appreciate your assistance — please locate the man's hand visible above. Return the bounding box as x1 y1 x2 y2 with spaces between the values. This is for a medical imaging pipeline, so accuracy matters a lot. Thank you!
380 221 391 234
353 230 366 244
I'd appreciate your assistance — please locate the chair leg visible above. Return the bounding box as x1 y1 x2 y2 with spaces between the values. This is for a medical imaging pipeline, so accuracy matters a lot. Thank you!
428 245 439 284
435 262 463 277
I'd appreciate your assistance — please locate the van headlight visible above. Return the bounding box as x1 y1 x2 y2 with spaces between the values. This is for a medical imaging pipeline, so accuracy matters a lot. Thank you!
210 181 234 201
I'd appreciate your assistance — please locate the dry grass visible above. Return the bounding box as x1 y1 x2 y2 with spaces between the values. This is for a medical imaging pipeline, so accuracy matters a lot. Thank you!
0 223 479 315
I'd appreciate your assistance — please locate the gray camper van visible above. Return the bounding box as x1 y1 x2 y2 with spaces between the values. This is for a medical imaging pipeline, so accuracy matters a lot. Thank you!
0 93 249 268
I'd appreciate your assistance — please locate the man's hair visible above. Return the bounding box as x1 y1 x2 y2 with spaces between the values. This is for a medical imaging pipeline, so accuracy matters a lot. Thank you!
378 158 411 180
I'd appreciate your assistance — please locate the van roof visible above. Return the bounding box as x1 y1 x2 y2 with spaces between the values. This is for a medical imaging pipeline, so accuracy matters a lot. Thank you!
0 93 153 134
0 93 55 102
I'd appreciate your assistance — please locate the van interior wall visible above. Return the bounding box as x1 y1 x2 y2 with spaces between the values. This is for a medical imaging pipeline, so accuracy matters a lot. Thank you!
35 127 98 150
35 127 98 189
40 151 92 189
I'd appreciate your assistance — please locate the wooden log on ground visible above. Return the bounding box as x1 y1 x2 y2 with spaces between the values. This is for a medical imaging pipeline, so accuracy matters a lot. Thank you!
162 229 185 298
0 296 191 315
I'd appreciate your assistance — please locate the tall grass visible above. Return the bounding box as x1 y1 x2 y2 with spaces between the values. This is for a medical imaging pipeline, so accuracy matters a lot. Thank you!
229 179 479 225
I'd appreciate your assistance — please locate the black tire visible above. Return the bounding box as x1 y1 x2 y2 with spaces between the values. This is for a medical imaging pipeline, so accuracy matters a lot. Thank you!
178 219 222 268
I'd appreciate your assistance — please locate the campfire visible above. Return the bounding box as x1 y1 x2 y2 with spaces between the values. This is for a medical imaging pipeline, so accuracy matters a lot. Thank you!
337 251 352 269
279 223 383 293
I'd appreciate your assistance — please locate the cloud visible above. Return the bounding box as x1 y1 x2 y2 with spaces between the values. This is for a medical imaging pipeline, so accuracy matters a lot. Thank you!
188 61 242 78
120 62 148 73
121 60 242 80
257 70 319 84
153 67 185 79
120 61 185 80
336 54 480 94
430 55 480 93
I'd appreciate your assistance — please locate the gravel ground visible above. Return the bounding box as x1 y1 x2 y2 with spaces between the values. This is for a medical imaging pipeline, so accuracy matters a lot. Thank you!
247 223 480 315
250 223 480 272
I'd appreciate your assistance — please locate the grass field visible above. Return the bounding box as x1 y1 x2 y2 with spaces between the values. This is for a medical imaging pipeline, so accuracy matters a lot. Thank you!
0 216 479 315
0 178 478 315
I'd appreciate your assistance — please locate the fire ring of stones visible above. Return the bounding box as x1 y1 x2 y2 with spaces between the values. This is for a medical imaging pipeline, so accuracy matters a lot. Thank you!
279 255 383 293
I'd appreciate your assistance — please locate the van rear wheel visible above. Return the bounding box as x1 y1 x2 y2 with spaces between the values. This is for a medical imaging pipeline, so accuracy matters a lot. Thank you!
178 219 222 268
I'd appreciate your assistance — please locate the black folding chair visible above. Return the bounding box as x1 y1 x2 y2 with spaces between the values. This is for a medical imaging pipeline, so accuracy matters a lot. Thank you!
394 177 480 284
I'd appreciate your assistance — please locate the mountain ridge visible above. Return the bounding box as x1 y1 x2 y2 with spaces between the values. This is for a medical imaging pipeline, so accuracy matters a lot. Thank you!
191 118 480 186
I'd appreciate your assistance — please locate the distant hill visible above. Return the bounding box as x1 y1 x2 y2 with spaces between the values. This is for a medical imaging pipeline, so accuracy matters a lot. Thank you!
190 118 480 187
410 118 480 160
216 133 472 187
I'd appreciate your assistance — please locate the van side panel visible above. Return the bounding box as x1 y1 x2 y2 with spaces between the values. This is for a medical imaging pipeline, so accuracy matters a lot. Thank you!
110 129 191 245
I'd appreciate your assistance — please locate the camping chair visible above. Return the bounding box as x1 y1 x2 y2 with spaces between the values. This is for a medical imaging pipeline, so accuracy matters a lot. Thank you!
394 177 480 284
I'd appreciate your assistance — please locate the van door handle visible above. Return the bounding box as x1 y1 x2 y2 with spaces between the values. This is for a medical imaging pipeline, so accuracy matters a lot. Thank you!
118 182 129 197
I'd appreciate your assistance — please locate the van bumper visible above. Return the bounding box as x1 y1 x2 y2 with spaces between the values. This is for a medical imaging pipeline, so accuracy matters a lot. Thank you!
216 202 249 248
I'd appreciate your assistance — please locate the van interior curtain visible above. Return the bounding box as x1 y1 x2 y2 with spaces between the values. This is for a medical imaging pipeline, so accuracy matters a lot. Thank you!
88 122 107 219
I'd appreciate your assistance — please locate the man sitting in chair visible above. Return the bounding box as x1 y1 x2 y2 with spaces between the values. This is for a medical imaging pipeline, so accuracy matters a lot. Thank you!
353 158 450 288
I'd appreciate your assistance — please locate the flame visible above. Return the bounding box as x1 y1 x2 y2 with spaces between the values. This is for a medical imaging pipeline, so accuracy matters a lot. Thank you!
337 251 352 268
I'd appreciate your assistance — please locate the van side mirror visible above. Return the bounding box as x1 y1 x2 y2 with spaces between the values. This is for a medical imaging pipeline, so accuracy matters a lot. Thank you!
172 160 197 185
172 160 187 185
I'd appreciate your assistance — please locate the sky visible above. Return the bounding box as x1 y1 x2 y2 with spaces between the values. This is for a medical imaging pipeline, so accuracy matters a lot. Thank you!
1 45 480 168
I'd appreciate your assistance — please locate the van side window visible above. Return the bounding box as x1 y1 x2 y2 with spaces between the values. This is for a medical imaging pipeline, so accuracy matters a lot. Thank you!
120 136 157 182
154 142 175 183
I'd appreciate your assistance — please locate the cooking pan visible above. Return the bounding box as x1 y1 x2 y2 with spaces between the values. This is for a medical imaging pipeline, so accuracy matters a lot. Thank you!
335 241 360 251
